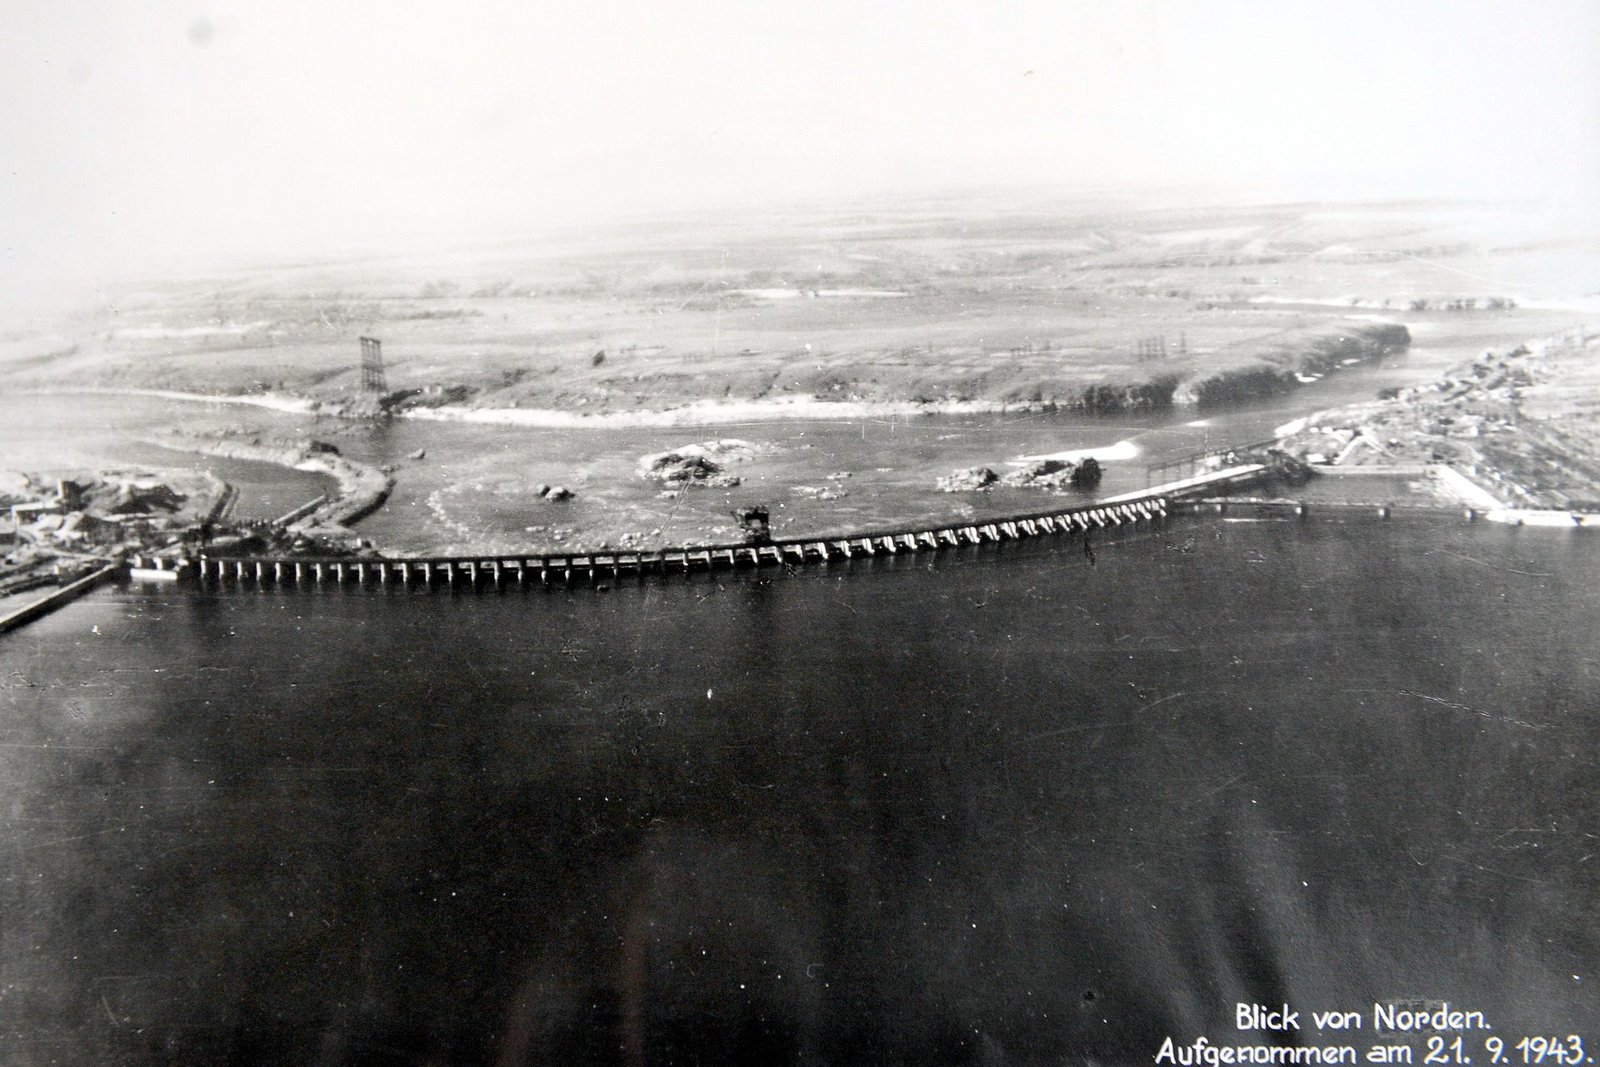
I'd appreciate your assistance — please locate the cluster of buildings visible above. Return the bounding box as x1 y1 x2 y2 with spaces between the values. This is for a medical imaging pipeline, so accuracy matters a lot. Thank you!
0 472 223 595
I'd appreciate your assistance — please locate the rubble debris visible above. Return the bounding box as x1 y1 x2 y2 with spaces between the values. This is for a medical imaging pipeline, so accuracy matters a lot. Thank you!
937 466 998 492
638 439 760 489
733 505 772 542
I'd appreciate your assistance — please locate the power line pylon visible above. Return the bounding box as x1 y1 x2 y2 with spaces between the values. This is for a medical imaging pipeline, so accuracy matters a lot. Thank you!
359 336 387 394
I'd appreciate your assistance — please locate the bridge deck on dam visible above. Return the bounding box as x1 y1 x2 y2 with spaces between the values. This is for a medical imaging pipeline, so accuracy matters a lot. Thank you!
130 465 1272 591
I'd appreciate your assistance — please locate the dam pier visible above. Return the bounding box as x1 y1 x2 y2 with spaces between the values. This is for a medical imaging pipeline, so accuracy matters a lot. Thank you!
150 489 1203 592
110 456 1593 599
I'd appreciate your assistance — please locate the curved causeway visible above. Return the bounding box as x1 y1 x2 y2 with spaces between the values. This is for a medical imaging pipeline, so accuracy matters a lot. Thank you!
128 465 1276 592
139 496 1185 591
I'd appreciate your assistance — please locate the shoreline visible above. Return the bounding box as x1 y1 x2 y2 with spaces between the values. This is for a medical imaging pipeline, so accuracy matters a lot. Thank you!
19 385 1073 428
17 319 1409 429
147 432 393 539
401 395 1056 428
14 386 321 415
1314 464 1598 525
1270 326 1600 523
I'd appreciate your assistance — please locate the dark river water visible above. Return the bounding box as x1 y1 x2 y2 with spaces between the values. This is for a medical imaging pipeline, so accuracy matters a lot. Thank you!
2 330 1598 1064
1 513 1596 1064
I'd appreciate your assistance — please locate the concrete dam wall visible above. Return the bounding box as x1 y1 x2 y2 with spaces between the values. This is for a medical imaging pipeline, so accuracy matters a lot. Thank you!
135 496 1180 591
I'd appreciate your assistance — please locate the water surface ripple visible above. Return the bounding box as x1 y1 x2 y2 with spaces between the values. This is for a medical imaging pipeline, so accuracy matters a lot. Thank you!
0 515 1595 1063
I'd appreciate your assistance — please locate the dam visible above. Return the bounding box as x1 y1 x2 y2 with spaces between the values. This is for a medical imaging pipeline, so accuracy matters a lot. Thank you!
155 497 1168 588
131 465 1276 591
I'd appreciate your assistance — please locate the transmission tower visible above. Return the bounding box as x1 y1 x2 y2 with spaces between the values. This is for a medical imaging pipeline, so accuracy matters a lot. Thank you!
359 336 387 393
1135 334 1168 362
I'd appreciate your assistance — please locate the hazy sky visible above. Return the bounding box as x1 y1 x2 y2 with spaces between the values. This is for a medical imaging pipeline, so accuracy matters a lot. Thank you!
4 1 1597 303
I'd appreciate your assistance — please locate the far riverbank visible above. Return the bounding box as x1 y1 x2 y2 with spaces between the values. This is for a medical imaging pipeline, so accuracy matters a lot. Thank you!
12 321 1597 556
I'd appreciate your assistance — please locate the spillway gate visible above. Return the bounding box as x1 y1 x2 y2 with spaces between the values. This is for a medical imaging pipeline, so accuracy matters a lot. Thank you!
134 497 1171 591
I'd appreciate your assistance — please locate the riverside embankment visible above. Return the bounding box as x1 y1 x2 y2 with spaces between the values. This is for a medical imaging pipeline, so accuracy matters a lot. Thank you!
1276 327 1600 516
149 431 393 534
10 319 1412 436
0 564 118 633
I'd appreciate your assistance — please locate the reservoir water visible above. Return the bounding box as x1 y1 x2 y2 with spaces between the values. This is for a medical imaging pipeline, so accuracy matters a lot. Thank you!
1 338 1597 1063
1 513 1596 1063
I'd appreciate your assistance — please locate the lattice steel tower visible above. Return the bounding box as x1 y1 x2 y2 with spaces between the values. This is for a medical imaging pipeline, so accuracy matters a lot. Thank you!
359 336 387 393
